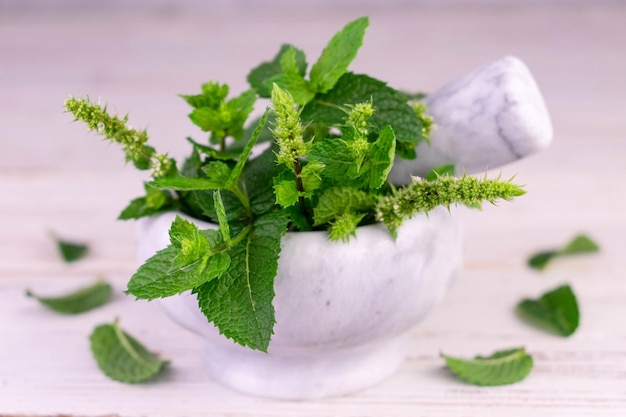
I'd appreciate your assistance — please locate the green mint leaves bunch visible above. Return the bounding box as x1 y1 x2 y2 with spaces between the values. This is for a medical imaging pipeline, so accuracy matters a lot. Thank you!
65 17 524 352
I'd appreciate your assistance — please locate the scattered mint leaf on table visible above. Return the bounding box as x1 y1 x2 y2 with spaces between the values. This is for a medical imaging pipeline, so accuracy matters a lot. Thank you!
51 233 89 263
26 279 112 314
90 319 168 384
442 347 534 386
528 234 599 270
517 284 580 337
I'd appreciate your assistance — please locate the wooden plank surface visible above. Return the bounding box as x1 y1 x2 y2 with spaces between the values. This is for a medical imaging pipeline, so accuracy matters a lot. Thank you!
1 4 625 416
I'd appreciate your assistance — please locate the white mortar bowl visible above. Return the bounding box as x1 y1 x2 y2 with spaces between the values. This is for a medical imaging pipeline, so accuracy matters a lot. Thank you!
136 206 463 400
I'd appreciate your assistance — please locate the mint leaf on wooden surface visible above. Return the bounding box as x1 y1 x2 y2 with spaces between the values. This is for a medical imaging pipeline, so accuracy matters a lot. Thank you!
302 73 426 148
194 210 289 352
51 233 88 263
309 17 369 93
26 279 112 315
517 284 580 337
442 347 534 386
90 319 167 384
247 44 307 97
528 234 600 270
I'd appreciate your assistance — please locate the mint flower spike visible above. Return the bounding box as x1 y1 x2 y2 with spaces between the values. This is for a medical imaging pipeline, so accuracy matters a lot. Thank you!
375 174 526 236
65 96 176 178
345 100 375 135
270 83 309 168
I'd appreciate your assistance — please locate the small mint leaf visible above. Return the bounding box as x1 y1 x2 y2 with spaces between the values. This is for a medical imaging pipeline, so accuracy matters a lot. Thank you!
26 279 112 315
200 161 232 188
226 108 270 190
119 183 177 220
442 347 533 386
152 175 223 191
425 164 456 181
194 210 289 352
274 178 299 208
313 187 376 226
517 284 580 337
300 161 325 195
366 125 396 189
186 137 240 160
90 320 167 384
528 234 600 271
271 48 315 105
225 89 257 140
51 233 88 263
309 139 354 186
247 44 307 97
309 17 369 93
213 191 231 245
328 212 366 242
180 81 229 109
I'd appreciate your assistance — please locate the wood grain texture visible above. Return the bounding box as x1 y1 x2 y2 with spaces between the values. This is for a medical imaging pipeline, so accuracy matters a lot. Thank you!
1 4 625 416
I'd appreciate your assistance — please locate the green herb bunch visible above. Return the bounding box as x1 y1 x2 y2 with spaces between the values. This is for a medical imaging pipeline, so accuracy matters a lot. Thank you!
66 17 524 352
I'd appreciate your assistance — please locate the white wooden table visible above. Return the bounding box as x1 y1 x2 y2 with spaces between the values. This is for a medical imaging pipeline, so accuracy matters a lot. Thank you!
1 5 625 416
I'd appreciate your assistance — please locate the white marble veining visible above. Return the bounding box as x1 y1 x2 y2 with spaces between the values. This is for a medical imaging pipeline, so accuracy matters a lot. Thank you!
137 208 463 399
390 56 553 183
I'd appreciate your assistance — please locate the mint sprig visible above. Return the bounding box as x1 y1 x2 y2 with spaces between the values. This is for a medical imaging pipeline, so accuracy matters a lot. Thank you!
26 279 112 314
442 347 534 386
90 319 168 383
517 284 580 337
528 234 599 270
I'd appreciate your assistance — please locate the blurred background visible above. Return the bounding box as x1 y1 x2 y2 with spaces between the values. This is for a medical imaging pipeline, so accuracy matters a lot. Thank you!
1 1 625 414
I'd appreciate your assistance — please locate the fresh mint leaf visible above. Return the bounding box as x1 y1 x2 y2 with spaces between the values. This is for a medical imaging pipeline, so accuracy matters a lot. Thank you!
213 191 231 245
247 44 308 97
425 164 456 181
274 178 299 208
194 210 289 352
309 139 355 186
181 81 229 109
309 17 369 93
188 89 256 141
26 279 112 315
152 175 223 191
241 143 283 215
442 347 533 386
201 161 232 187
528 234 600 270
365 125 396 189
90 319 167 384
302 73 426 148
517 284 580 337
226 108 270 190
313 187 376 226
119 183 177 220
51 232 88 263
271 48 315 105
127 217 229 300
224 89 257 140
300 161 325 194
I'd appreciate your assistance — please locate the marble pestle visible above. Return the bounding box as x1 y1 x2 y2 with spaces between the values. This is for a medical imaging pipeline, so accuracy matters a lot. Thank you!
389 56 553 184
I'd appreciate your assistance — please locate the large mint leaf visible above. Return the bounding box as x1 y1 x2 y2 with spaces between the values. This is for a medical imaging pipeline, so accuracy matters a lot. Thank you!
517 284 580 337
90 320 167 383
26 280 112 315
308 139 354 186
309 17 369 93
194 210 289 352
442 347 534 386
302 73 426 147
247 44 307 97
